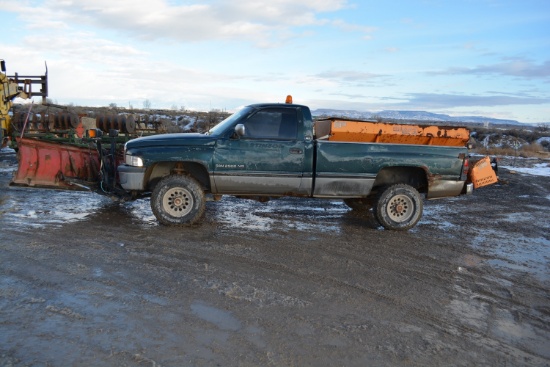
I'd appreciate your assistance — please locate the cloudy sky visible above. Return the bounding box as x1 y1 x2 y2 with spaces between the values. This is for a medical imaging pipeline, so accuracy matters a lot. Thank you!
1 0 549 123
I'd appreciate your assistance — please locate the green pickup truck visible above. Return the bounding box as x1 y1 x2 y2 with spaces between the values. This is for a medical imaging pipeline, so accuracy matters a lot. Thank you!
118 102 476 230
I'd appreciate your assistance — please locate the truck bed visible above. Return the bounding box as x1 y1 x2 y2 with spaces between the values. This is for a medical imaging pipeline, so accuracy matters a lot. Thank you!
312 139 468 198
314 118 470 147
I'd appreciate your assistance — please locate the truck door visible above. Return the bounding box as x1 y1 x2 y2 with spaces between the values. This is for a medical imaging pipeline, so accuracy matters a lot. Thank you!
212 106 308 195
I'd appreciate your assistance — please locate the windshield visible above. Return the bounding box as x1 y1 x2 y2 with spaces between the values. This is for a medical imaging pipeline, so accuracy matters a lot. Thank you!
207 106 254 136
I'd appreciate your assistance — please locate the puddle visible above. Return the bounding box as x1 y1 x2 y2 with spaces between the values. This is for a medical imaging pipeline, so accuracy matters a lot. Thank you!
448 284 550 359
190 301 241 331
471 229 550 282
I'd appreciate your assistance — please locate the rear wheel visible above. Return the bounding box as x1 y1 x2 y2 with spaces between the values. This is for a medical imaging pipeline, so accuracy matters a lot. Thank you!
151 175 205 226
374 184 423 230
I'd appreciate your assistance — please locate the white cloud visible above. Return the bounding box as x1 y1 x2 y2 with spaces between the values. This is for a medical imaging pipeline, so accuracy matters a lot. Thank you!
4 0 357 47
429 58 550 79
392 93 549 109
313 70 390 88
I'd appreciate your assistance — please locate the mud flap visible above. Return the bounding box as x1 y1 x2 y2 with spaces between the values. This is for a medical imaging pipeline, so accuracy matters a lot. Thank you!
470 156 498 188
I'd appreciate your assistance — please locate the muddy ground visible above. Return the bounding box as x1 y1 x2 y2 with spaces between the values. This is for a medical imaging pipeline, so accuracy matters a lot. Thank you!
1 148 549 366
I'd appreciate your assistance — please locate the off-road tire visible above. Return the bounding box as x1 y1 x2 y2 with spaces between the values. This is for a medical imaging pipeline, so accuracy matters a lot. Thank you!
374 184 423 231
151 175 205 226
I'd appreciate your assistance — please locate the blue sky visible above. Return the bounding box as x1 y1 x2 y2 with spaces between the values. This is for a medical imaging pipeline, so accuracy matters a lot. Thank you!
1 0 549 123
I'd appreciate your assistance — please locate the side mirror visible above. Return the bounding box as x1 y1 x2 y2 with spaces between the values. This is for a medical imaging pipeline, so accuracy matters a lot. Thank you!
0 60 6 73
234 124 245 138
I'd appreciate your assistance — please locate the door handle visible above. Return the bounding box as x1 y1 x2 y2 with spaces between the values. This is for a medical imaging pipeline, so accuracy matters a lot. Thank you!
289 148 302 154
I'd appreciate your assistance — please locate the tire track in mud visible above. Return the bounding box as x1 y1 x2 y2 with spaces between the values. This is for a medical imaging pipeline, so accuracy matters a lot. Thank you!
0 252 143 365
337 232 550 342
191 244 550 364
92 227 550 365
315 235 550 315
237 217 550 315
30 221 550 363
35 216 549 364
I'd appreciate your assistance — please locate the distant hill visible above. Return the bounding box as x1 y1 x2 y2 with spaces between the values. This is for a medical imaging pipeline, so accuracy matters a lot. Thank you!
312 109 524 126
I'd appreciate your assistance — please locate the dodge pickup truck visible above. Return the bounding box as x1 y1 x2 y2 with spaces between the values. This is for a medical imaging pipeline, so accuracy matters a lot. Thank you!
118 99 493 230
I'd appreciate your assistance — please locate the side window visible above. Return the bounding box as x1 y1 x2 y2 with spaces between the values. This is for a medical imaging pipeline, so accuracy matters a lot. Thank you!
244 108 298 140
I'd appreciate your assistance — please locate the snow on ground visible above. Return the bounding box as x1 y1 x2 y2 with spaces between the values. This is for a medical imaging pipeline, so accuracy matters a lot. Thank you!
500 162 550 177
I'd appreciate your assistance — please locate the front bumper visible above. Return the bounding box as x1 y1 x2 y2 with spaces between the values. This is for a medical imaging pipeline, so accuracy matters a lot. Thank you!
118 164 146 191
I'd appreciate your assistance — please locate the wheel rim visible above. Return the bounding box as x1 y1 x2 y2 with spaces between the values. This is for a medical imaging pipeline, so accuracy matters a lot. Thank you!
162 187 194 217
386 194 414 223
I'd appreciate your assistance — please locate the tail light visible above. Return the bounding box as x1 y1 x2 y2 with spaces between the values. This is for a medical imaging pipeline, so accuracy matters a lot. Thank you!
461 157 469 180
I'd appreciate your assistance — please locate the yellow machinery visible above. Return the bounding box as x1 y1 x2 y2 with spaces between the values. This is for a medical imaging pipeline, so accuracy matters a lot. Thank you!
0 59 48 147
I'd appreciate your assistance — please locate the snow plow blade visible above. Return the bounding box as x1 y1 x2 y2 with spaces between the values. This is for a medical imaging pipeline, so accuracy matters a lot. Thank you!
10 137 100 190
470 156 498 188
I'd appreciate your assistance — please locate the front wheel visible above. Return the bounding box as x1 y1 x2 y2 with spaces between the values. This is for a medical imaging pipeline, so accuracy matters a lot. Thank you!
374 184 423 231
151 175 205 226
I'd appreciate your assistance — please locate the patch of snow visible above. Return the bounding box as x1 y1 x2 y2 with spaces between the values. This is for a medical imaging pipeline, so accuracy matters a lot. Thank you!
2 191 109 230
501 163 550 177
183 121 196 131
414 201 458 231
125 199 158 225
212 198 344 233
0 167 16 173
0 147 16 154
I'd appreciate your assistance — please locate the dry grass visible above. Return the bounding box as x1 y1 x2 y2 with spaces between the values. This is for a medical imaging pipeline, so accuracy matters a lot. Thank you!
474 143 550 158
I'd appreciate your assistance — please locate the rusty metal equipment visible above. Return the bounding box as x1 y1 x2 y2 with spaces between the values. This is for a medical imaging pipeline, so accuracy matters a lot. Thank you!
11 110 80 132
96 114 136 134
